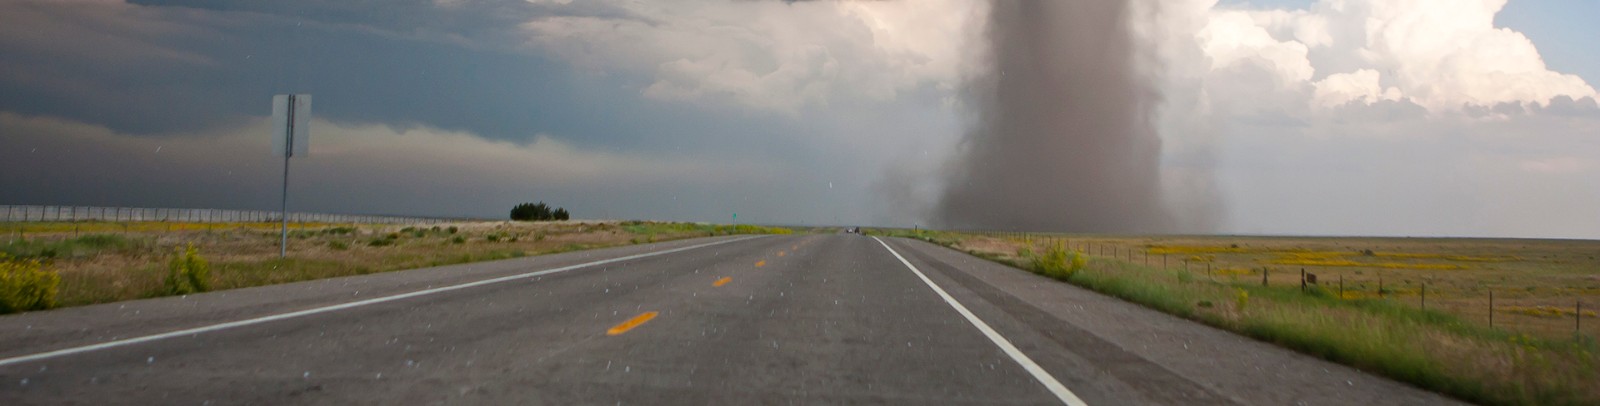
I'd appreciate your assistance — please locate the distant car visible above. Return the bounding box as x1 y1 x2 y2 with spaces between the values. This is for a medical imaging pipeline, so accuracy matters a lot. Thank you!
845 227 860 234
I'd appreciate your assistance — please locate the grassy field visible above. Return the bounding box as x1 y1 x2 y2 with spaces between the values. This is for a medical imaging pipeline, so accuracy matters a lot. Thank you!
869 229 1600 406
0 220 790 310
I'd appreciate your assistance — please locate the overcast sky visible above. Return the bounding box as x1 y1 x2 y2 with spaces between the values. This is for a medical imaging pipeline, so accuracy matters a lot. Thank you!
1 0 1597 239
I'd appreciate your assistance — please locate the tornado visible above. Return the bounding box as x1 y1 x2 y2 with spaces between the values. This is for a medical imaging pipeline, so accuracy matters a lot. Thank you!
935 0 1173 233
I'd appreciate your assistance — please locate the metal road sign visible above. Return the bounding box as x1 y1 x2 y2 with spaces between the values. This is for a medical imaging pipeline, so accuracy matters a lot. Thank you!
272 94 311 157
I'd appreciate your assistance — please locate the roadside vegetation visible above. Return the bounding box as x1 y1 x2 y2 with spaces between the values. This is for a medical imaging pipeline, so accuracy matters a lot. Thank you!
0 220 790 313
0 253 59 313
866 228 1600 406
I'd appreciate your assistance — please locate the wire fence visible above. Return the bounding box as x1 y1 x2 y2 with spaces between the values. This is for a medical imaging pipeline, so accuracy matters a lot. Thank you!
959 230 1594 340
0 205 483 225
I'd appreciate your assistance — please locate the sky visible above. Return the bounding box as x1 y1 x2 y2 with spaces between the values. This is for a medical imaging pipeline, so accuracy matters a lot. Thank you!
1 0 1597 239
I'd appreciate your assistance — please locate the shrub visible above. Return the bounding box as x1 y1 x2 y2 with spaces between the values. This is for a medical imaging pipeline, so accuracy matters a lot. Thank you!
2 234 136 260
486 234 501 242
323 226 356 235
451 235 466 244
328 240 350 250
164 244 210 295
368 236 396 247
447 226 459 234
1031 242 1085 280
0 253 59 314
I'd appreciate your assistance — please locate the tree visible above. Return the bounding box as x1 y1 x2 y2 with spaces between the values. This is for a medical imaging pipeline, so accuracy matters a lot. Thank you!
511 201 569 221
510 202 550 221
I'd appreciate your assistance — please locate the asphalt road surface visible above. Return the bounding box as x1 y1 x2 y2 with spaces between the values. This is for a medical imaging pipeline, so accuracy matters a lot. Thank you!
0 234 1466 405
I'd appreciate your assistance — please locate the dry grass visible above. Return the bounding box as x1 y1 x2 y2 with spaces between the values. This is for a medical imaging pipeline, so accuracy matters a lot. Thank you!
2 220 786 309
876 230 1600 406
984 234 1600 340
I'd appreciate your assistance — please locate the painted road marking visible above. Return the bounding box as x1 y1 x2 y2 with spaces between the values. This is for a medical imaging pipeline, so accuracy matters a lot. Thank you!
713 277 733 287
756 260 766 267
873 237 1088 406
0 236 764 368
606 311 659 336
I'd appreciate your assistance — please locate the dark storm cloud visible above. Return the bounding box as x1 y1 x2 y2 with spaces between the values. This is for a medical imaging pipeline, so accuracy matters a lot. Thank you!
0 0 661 148
0 0 875 159
0 112 807 222
0 0 906 224
934 1 1181 233
131 0 642 48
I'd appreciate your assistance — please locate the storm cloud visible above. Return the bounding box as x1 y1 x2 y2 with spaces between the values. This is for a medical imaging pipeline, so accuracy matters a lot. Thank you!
0 0 967 224
3 0 1599 238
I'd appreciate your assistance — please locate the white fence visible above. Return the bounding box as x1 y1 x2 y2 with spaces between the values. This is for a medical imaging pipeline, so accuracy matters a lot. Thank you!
0 205 482 225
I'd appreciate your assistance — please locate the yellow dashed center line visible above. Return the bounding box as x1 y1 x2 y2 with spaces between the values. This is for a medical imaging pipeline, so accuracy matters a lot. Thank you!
606 311 659 336
713 277 732 287
756 260 766 267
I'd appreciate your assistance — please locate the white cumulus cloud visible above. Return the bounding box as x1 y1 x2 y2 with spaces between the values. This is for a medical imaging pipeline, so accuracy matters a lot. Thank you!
1312 68 1402 108
1160 0 1596 113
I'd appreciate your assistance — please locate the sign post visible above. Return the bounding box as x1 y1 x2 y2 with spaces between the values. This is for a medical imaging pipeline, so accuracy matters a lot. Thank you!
271 94 311 258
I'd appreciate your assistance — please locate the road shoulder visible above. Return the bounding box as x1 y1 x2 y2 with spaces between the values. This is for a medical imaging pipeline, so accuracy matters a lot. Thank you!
885 237 1467 406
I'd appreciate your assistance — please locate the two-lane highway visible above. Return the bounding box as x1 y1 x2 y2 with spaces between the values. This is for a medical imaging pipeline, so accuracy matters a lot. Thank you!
0 234 1463 405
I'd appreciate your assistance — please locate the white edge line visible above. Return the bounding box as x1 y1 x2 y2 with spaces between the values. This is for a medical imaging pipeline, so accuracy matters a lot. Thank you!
0 235 765 368
873 236 1088 406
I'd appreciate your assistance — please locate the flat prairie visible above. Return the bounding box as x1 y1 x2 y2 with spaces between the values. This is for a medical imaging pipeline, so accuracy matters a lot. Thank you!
876 229 1600 405
1 220 789 309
